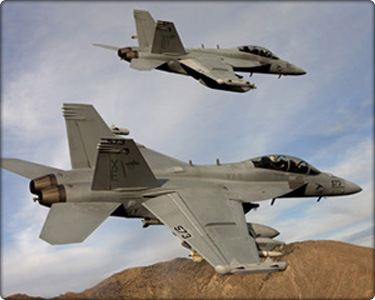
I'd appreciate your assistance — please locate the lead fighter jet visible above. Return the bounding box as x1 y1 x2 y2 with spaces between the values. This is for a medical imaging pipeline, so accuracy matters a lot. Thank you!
2 104 361 275
94 10 306 93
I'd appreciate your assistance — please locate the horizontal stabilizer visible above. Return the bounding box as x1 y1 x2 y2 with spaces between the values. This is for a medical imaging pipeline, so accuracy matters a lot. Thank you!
93 43 120 51
130 58 165 70
1 158 64 179
151 20 186 55
40 202 121 245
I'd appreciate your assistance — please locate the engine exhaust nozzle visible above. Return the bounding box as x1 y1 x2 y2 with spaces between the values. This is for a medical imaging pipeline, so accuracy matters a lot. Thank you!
30 174 57 194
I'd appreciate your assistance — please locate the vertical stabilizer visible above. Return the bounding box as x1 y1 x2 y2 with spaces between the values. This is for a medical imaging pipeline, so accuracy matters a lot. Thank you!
151 20 186 55
92 137 160 190
134 10 156 49
63 104 113 169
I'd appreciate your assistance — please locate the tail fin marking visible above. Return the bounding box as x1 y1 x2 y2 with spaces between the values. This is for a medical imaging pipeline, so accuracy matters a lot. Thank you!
92 137 160 190
151 20 186 55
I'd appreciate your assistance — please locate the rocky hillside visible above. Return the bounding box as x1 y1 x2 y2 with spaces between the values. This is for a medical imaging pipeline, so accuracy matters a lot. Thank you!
6 240 374 299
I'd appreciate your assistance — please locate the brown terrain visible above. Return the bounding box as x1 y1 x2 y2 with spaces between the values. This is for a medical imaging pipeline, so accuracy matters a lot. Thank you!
6 240 375 300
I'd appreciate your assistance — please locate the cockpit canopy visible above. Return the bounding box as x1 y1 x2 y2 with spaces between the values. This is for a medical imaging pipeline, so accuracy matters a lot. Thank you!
251 155 320 175
238 45 279 60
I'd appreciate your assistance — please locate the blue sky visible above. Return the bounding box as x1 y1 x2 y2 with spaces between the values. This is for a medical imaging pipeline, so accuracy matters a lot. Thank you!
1 1 374 298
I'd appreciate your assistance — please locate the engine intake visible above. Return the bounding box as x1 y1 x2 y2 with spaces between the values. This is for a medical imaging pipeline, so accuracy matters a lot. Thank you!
30 174 57 194
37 184 66 207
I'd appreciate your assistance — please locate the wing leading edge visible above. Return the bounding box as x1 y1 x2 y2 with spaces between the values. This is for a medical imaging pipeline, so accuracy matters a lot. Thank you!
143 187 287 274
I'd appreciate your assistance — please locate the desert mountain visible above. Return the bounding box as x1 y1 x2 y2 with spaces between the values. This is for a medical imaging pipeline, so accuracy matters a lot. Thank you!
6 240 374 299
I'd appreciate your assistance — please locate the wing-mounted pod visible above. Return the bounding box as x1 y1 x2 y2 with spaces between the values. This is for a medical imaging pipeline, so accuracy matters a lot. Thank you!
217 78 256 90
215 258 287 275
247 223 285 257
247 223 280 238
110 124 130 136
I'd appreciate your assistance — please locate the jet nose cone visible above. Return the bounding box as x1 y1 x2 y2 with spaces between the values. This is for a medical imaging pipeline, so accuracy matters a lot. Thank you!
345 180 362 195
284 62 306 75
293 66 306 75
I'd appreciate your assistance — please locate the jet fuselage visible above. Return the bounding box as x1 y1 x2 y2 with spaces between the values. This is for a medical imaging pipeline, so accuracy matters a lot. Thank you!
31 154 361 221
121 46 306 76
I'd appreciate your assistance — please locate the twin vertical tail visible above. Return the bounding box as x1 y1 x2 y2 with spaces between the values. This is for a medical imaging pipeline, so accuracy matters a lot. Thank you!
134 10 186 55
64 104 161 191
134 10 156 49
63 103 114 169
150 20 186 55
95 10 186 61
3 104 160 193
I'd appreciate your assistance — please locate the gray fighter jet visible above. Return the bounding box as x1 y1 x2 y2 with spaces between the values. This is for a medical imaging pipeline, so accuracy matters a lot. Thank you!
2 104 361 275
94 10 306 93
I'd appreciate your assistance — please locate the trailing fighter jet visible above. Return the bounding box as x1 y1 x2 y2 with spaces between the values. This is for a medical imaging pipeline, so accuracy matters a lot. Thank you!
94 10 306 93
2 104 361 275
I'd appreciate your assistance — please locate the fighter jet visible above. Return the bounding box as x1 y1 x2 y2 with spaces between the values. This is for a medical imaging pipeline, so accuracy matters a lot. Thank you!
2 104 361 275
94 10 306 93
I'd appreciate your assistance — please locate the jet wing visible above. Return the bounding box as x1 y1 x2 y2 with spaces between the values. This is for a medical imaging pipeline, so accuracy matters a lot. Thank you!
179 57 256 89
142 188 286 274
